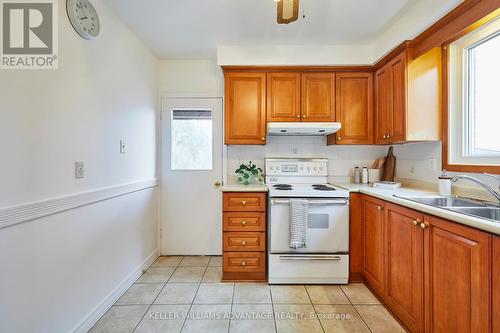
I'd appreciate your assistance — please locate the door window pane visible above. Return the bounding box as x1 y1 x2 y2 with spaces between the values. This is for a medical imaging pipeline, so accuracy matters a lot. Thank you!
171 109 213 170
467 33 500 155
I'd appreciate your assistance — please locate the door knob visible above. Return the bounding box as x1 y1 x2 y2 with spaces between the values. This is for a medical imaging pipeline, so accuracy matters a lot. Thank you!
214 180 222 187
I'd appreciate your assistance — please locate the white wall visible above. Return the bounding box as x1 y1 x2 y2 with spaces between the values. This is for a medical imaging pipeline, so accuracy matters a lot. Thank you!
217 45 375 66
158 59 223 96
0 0 159 332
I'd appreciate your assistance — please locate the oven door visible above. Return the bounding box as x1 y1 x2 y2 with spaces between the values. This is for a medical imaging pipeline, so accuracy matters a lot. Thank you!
269 198 349 253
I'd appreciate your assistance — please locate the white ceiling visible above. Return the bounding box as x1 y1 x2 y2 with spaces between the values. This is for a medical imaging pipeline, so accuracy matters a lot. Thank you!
103 0 420 59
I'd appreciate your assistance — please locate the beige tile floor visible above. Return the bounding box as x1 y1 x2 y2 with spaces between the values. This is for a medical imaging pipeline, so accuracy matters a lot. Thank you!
90 256 407 333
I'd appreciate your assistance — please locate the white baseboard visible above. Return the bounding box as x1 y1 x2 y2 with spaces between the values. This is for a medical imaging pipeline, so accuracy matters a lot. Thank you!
71 248 160 333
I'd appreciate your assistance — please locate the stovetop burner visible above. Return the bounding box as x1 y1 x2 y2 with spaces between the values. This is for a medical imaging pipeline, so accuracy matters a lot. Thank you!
312 184 336 191
273 184 293 191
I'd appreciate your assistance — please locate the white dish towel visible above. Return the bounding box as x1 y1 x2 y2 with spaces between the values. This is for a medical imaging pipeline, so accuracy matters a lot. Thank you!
289 199 309 249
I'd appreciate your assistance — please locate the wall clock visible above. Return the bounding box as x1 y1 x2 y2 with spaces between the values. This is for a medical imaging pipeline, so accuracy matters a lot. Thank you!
67 0 100 39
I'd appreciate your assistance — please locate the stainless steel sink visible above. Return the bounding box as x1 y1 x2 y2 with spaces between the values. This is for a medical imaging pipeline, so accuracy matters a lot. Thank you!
395 195 500 222
451 207 500 221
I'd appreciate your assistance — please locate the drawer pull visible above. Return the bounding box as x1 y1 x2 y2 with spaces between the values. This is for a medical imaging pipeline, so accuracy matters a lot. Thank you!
279 255 341 261
241 241 246 245
241 221 247 225
241 261 246 266
241 200 247 206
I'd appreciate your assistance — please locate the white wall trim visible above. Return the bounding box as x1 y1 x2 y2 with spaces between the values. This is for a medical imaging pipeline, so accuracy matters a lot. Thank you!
0 179 159 230
160 92 223 99
71 248 160 333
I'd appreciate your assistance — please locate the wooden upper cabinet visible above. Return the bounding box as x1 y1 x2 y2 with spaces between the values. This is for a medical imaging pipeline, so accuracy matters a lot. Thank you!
224 72 266 145
362 196 386 296
267 73 301 122
423 215 491 333
389 52 407 143
385 204 424 333
374 47 442 144
330 72 373 145
301 73 335 122
375 65 392 144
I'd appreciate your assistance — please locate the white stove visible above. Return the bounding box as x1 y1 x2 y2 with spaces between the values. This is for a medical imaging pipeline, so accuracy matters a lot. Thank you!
265 158 350 284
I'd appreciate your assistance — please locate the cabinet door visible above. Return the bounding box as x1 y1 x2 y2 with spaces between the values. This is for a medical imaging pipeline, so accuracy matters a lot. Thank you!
389 51 407 143
332 73 373 145
362 196 386 295
374 65 391 144
267 73 301 122
301 73 335 122
224 72 266 145
385 204 424 333
494 236 500 333
349 193 363 282
424 215 491 333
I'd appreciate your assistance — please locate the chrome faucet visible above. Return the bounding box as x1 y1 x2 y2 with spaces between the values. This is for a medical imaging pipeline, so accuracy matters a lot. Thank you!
450 173 500 204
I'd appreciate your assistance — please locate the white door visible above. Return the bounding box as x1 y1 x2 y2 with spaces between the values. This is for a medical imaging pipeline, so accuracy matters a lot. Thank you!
161 98 223 255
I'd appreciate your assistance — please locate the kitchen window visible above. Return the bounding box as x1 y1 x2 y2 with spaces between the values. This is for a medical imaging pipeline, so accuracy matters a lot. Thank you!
171 109 213 170
446 17 500 171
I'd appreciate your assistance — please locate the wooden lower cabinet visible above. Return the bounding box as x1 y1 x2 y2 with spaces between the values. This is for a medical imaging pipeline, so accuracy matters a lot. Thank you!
362 196 386 295
357 195 493 333
493 236 500 333
424 215 491 333
385 203 424 333
222 192 267 281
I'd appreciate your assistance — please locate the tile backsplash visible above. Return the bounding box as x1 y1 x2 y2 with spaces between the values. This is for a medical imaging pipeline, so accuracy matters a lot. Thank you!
226 136 388 183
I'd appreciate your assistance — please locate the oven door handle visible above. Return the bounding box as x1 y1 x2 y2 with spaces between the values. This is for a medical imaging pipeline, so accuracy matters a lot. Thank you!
271 199 349 206
279 255 342 261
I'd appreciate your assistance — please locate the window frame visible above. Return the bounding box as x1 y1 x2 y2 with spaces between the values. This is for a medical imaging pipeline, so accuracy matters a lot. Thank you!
443 16 500 174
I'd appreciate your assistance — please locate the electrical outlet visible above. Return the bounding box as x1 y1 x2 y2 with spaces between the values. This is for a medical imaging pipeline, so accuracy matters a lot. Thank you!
429 158 437 171
120 140 126 154
75 161 84 179
410 165 415 174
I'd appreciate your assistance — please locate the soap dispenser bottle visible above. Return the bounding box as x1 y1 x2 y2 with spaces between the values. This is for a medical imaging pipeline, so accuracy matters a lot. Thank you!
439 170 452 196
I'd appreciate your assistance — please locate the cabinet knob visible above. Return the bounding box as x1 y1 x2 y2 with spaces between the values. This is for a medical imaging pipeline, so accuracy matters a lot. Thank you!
261 137 265 141
241 201 247 206
296 115 300 118
241 221 247 225
377 206 383 211
383 135 387 139
302 115 306 118
387 134 391 139
420 222 429 229
241 261 246 266
337 137 341 141
241 241 246 245
412 220 418 225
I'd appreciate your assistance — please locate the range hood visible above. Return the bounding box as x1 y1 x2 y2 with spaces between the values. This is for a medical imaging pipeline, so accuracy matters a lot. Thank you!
267 122 341 136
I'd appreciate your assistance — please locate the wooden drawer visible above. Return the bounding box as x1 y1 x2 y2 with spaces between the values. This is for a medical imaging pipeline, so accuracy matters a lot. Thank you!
223 192 266 212
223 212 266 232
223 252 266 273
223 232 266 251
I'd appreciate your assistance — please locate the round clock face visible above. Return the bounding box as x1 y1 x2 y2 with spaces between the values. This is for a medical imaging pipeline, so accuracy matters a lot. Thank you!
67 0 100 39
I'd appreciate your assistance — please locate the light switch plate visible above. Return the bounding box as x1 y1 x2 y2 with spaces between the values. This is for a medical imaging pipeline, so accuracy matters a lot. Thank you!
120 140 126 154
75 161 84 179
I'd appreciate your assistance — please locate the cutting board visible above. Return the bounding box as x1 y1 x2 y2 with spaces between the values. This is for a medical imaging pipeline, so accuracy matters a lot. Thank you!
382 146 396 182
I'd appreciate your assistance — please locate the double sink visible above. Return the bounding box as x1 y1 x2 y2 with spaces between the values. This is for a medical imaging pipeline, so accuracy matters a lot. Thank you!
395 195 500 222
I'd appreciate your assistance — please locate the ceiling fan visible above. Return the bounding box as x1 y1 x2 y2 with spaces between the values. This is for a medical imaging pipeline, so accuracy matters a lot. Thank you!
275 0 300 24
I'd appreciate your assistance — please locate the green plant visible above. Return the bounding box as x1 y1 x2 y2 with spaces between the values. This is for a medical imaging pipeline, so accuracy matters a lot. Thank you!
235 161 264 185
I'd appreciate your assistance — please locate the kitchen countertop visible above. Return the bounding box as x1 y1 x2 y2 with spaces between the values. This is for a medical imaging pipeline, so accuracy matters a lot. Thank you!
334 183 500 236
220 183 269 192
